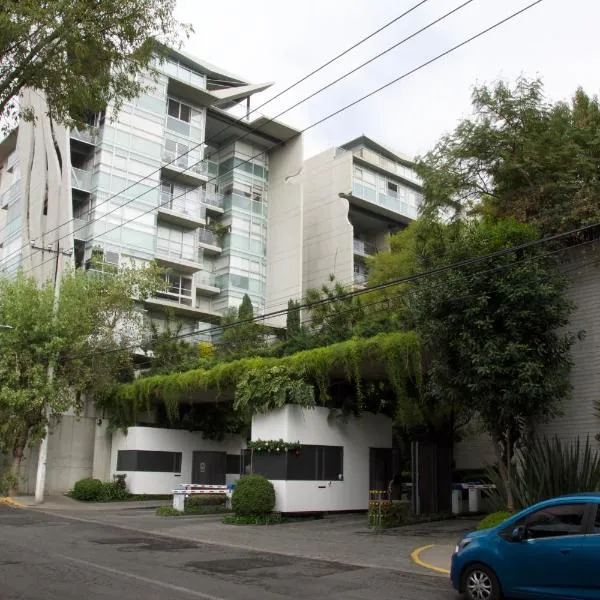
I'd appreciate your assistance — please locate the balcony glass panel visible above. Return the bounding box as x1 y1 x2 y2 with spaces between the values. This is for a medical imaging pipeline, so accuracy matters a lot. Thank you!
71 167 93 192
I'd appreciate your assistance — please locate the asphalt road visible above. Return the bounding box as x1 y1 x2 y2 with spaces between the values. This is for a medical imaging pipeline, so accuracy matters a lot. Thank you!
0 504 457 600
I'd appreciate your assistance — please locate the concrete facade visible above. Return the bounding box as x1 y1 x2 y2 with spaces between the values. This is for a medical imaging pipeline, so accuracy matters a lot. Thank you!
252 405 392 512
301 137 422 293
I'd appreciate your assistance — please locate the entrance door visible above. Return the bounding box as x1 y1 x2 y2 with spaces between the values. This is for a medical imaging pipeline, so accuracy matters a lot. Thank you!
191 451 226 485
369 448 393 492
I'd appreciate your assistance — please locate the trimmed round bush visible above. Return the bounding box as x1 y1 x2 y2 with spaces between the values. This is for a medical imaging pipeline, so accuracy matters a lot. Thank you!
71 478 105 501
231 474 275 516
477 511 513 530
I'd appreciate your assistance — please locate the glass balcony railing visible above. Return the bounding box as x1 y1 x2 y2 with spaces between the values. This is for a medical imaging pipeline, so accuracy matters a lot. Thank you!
202 190 224 210
352 146 422 185
156 243 197 263
71 167 93 192
0 182 20 209
353 272 368 286
162 148 208 179
160 191 206 220
70 125 100 146
197 227 219 247
196 270 217 288
353 239 377 256
351 180 419 220
73 216 90 240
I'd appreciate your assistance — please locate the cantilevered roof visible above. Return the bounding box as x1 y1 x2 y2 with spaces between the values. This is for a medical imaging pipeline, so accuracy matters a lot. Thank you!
341 134 416 167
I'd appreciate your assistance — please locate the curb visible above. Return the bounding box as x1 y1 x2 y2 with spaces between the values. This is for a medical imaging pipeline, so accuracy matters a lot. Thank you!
410 544 451 575
0 496 25 508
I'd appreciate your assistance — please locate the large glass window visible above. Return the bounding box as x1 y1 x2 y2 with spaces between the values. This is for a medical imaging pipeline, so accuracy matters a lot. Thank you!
168 99 191 123
117 450 182 473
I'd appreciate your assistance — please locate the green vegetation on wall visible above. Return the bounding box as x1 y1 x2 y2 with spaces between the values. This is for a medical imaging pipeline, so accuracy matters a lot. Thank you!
102 331 421 430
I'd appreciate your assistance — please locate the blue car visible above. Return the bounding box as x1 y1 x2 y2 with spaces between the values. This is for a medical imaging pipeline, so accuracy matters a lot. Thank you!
451 493 600 600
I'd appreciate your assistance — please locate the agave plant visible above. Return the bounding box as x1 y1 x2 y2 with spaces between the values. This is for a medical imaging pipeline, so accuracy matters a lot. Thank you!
486 435 600 511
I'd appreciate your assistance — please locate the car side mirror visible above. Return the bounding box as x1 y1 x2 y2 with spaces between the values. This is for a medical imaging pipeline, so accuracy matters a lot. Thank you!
512 526 526 542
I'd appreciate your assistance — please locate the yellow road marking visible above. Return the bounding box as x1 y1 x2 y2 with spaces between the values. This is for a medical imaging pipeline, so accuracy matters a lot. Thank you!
410 544 451 575
0 497 25 508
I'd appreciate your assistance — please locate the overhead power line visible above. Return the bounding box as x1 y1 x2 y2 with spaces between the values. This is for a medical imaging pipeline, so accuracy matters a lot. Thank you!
76 218 599 361
21 0 543 276
2 0 435 262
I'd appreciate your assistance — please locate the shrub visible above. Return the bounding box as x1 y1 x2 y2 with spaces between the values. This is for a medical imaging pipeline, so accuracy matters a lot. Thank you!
156 506 183 516
186 494 226 507
368 500 411 528
476 511 513 530
487 435 600 511
71 478 105 501
231 474 275 516
71 478 129 502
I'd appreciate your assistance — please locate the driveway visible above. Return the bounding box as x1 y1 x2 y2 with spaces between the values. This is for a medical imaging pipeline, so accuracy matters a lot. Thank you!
0 504 461 599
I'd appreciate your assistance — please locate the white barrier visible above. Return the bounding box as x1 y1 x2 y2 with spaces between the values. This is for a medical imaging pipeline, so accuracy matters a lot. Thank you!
172 483 232 511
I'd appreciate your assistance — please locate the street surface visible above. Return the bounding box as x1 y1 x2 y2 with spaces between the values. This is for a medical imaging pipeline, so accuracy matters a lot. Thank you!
0 504 457 599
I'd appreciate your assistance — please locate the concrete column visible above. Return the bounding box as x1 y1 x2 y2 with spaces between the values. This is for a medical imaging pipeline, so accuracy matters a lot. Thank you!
92 419 112 482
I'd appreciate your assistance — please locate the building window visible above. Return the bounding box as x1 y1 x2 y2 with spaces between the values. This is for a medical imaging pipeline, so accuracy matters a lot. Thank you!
248 445 344 481
387 181 398 196
116 450 182 473
511 503 586 539
168 98 191 123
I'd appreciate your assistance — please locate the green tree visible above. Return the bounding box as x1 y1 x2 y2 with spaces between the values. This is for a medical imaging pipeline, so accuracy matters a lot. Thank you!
397 218 576 509
142 310 199 375
0 0 190 131
417 77 600 236
216 294 267 360
0 263 163 492
303 276 364 345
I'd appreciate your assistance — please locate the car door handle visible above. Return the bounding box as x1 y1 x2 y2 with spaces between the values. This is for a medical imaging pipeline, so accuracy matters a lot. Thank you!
559 549 571 555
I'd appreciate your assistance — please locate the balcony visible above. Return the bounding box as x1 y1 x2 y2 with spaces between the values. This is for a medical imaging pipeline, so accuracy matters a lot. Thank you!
353 272 368 287
348 180 418 223
144 295 221 322
352 146 422 186
196 270 220 295
71 167 93 193
158 192 206 228
70 126 100 146
202 190 224 213
73 216 91 241
155 246 201 273
353 239 377 257
162 147 209 185
197 227 221 254
1 182 19 209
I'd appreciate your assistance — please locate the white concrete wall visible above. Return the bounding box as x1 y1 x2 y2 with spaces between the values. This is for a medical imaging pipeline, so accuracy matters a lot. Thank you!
301 149 354 293
109 426 245 494
265 137 304 327
251 405 392 512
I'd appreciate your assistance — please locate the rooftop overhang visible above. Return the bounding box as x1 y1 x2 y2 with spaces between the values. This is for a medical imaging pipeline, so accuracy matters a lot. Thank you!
341 134 416 168
340 192 414 226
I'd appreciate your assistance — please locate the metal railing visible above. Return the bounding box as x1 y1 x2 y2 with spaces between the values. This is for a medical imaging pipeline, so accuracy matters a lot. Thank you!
71 167 93 192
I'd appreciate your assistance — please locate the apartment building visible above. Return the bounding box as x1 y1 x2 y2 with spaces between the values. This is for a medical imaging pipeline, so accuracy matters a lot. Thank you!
0 47 303 345
301 135 422 293
0 48 304 494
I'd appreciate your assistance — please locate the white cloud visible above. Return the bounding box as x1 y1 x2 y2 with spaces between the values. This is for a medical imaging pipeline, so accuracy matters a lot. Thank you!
176 0 600 159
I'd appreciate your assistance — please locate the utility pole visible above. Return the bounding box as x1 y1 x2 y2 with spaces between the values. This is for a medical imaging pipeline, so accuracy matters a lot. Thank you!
33 241 72 504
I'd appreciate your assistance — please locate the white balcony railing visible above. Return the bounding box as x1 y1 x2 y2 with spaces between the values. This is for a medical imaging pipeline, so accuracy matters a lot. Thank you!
71 167 93 192
162 149 209 179
196 270 217 287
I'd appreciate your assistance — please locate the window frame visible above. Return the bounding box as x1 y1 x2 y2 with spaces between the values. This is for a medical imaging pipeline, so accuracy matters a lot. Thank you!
501 501 591 541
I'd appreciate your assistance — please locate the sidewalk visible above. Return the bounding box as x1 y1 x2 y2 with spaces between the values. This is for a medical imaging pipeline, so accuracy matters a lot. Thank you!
1 494 170 511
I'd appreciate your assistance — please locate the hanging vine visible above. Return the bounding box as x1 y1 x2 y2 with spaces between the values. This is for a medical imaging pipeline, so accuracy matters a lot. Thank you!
99 331 421 431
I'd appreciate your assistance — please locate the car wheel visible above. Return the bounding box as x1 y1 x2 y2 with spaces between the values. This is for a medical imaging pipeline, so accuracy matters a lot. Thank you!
461 563 501 600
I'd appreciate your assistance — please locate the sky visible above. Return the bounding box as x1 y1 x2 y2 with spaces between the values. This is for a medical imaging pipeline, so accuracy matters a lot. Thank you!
174 0 600 160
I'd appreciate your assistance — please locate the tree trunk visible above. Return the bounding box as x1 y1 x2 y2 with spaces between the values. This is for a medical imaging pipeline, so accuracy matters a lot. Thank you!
506 428 514 512
493 435 513 511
